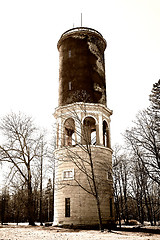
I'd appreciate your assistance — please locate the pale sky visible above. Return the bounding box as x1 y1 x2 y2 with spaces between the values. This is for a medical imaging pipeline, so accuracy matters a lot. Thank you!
0 0 160 184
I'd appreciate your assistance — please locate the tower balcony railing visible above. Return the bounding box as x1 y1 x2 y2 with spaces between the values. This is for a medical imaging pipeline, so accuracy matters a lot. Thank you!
60 27 104 39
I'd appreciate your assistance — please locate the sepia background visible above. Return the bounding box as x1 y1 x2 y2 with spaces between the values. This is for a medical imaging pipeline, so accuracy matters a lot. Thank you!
0 0 160 185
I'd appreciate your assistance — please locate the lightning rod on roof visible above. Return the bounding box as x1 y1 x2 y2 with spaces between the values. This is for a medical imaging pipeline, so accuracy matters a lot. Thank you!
81 13 82 27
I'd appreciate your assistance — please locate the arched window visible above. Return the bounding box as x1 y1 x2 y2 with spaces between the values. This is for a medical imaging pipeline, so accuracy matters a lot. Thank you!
63 118 75 146
103 120 110 147
83 117 96 145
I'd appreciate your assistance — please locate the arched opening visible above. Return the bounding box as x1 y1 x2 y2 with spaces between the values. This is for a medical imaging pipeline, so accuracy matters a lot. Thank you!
103 120 110 147
83 117 96 145
63 118 75 146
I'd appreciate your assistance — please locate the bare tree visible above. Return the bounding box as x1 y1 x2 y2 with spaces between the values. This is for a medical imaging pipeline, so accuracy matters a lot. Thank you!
112 145 130 226
112 142 160 225
124 80 160 184
149 79 160 129
124 109 160 185
0 112 45 225
111 81 160 226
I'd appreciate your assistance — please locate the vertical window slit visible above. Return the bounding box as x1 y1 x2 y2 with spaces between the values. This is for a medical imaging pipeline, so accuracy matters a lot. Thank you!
69 50 71 58
65 198 70 217
69 82 72 90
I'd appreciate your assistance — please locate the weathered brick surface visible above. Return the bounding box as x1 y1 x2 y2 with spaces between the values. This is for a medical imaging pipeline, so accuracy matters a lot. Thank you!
57 28 107 107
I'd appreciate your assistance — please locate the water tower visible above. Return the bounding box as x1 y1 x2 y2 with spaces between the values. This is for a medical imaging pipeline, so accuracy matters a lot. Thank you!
53 27 114 228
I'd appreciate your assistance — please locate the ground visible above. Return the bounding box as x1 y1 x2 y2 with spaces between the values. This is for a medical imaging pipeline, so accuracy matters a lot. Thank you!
0 225 160 240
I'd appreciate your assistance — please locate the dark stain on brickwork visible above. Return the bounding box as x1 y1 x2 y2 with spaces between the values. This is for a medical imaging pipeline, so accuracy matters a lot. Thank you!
58 28 107 106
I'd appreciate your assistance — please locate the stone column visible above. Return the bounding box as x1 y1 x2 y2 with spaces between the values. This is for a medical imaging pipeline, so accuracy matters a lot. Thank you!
99 114 103 145
75 112 81 144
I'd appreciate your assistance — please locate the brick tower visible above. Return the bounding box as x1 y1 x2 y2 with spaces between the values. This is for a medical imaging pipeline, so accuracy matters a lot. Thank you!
53 27 114 228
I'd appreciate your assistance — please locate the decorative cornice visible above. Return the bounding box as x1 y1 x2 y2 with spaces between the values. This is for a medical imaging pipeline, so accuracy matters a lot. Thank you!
53 102 113 119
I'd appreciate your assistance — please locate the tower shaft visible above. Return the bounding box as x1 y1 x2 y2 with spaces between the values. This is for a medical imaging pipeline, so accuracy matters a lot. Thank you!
53 27 114 228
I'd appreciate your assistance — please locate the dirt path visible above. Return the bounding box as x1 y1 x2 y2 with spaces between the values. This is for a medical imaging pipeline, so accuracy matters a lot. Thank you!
0 225 159 240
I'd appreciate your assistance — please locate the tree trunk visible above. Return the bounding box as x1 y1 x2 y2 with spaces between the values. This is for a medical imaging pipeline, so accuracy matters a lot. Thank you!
27 167 35 225
124 187 129 224
1 197 5 225
95 195 103 231
52 169 55 222
144 189 153 226
89 152 103 231
114 181 121 227
40 152 43 226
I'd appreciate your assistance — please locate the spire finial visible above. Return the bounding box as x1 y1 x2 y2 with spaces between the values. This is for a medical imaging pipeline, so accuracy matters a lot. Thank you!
81 13 82 27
